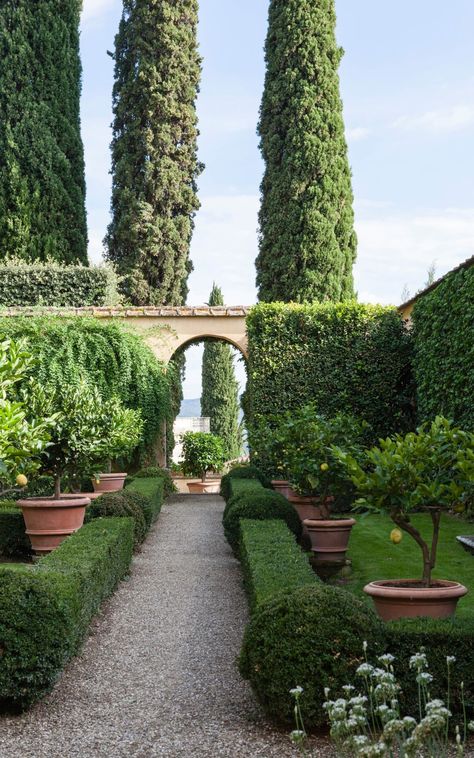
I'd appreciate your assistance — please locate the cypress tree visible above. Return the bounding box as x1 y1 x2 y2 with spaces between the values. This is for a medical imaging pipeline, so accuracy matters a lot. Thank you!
201 284 242 461
256 0 357 303
0 1 87 263
105 0 202 306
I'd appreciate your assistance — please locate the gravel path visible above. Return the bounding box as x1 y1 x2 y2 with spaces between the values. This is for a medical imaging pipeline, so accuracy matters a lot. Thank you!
0 494 331 758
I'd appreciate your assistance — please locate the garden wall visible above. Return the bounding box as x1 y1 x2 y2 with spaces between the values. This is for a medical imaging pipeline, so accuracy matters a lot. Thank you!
412 260 474 430
245 302 414 445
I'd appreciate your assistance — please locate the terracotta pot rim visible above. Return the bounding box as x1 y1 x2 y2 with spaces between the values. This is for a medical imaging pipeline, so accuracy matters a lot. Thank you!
271 479 290 485
95 473 127 479
364 579 468 600
18 496 91 508
304 518 356 527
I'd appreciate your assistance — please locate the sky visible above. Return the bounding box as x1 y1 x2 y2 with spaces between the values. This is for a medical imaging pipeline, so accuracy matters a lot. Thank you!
80 0 474 399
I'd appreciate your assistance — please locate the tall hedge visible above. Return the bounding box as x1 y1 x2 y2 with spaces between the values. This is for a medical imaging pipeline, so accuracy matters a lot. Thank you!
412 262 474 430
246 303 414 452
201 284 242 459
105 0 202 305
256 0 357 303
0 317 173 459
0 0 87 263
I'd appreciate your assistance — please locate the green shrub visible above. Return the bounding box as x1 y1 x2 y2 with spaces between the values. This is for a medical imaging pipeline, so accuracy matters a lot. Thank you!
132 466 177 498
246 302 414 477
0 502 30 557
0 518 133 710
412 262 474 431
223 488 301 555
220 465 270 501
124 479 164 527
222 479 264 522
0 260 118 307
85 492 147 547
239 584 385 729
240 519 318 611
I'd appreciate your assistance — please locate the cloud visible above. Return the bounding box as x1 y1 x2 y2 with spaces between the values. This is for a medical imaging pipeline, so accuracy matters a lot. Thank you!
393 105 474 135
82 0 116 23
346 127 371 142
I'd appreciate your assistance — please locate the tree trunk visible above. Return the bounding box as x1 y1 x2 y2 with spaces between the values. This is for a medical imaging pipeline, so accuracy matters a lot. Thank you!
54 476 61 500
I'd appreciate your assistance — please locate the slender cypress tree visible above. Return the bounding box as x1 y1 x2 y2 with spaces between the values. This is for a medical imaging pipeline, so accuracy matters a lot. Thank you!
105 0 202 305
256 0 357 303
0 1 87 263
201 284 242 460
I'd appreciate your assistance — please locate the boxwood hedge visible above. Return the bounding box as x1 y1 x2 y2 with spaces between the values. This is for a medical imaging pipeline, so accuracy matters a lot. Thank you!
0 502 30 557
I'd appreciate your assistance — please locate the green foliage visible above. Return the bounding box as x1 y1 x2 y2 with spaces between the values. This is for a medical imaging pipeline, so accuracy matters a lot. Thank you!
92 396 143 472
86 492 148 547
223 486 302 555
0 260 119 307
125 476 165 525
0 518 133 710
219 465 270 501
132 466 177 498
105 0 202 305
0 317 172 460
201 284 242 459
181 431 225 482
0 1 87 263
239 584 385 728
239 519 318 612
246 302 415 469
256 0 357 302
413 262 474 430
0 501 30 557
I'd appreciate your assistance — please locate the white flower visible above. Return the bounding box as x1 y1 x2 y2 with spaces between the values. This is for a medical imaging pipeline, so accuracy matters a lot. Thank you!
416 672 433 685
446 655 456 665
356 662 375 677
289 685 303 697
342 684 355 695
289 729 305 744
409 652 428 671
363 640 368 652
378 653 395 667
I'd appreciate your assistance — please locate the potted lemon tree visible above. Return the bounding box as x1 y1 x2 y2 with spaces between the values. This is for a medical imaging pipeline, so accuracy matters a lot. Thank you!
91 398 143 493
334 416 473 620
181 432 225 494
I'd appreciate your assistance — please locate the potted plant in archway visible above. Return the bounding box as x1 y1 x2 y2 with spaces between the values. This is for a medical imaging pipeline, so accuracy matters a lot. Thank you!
181 432 225 494
91 398 143 493
334 417 472 620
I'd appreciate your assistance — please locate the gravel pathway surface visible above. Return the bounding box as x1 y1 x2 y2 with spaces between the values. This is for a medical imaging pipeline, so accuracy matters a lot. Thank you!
0 494 332 758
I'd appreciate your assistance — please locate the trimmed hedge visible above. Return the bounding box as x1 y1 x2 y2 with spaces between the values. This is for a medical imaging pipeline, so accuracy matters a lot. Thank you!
86 492 148 547
413 262 474 430
246 303 414 471
239 519 317 612
125 477 165 526
0 518 134 710
0 502 30 557
239 584 385 728
220 465 270 501
0 260 119 307
132 466 177 498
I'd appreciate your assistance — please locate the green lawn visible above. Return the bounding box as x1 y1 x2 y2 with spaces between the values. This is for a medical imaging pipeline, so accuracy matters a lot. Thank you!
343 513 474 620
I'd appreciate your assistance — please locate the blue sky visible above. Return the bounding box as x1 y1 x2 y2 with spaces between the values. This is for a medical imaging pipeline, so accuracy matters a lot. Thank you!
80 0 474 397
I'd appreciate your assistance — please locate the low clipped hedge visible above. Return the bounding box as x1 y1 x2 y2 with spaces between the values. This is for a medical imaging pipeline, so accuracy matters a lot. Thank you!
131 467 177 498
0 518 134 710
220 465 270 501
239 584 385 728
86 493 148 547
240 519 318 612
0 502 30 557
125 477 165 526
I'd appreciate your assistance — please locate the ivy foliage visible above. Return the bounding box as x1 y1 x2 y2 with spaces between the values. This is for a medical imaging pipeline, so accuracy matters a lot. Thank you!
0 317 172 460
105 0 202 305
246 303 414 456
256 0 357 303
412 262 474 430
201 284 242 459
0 259 119 307
0 0 87 263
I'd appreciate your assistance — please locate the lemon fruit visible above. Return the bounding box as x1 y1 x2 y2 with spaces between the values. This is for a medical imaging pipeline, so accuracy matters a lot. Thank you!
320 463 329 472
16 474 28 487
390 528 403 544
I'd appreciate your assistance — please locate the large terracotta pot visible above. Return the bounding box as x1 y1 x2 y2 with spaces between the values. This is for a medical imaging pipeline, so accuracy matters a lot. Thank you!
187 481 220 494
271 480 292 499
288 494 323 522
92 473 127 493
18 496 90 556
304 517 356 562
364 579 468 622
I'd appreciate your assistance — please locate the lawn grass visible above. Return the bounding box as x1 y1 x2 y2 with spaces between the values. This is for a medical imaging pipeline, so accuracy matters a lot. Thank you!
343 513 474 620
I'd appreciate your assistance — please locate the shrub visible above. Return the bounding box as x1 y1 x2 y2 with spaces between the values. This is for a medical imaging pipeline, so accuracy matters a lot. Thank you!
132 466 177 498
0 260 119 307
0 502 30 557
412 261 474 431
220 465 270 501
0 518 133 710
124 481 164 527
222 479 268 523
240 519 318 612
223 488 301 555
246 302 414 477
239 584 385 729
86 492 147 547
180 431 225 481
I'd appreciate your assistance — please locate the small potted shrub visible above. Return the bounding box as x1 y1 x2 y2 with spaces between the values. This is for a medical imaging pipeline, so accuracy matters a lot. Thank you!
181 432 225 494
251 415 292 498
334 416 472 620
91 398 143 493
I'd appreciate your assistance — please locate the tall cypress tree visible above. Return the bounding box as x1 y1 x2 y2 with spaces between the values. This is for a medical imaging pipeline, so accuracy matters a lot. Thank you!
201 284 242 460
105 0 202 306
256 0 357 303
0 1 87 263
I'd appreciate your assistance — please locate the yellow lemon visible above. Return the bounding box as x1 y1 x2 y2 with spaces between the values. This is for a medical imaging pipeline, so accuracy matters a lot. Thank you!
390 528 403 544
320 463 329 472
16 474 28 487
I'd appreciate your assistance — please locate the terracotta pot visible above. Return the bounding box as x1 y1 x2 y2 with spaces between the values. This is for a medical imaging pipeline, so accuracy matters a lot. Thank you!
187 481 220 494
364 579 468 622
304 518 356 562
92 473 128 493
288 494 323 522
18 496 90 556
271 480 291 499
